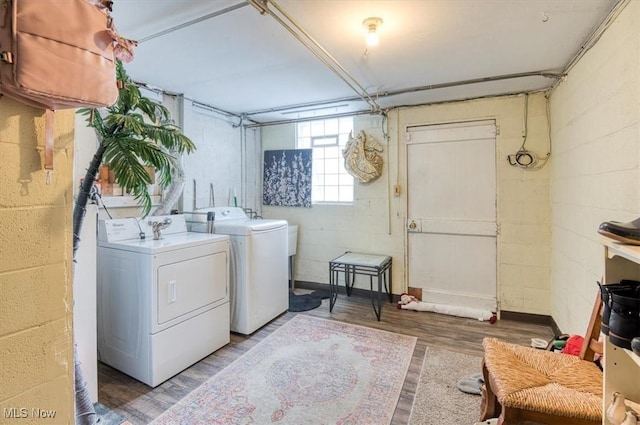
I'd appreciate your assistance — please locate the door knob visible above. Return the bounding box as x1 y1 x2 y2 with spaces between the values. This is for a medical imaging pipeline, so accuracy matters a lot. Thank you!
408 221 417 230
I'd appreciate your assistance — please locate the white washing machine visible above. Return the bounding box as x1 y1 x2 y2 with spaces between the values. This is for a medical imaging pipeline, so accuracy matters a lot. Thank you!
97 214 230 387
191 207 288 335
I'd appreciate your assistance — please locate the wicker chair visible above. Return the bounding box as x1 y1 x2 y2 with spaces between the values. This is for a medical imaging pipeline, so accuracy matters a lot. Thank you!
480 294 604 425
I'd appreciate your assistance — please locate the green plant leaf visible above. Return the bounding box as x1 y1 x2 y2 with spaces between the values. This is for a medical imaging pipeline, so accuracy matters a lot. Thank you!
77 59 196 217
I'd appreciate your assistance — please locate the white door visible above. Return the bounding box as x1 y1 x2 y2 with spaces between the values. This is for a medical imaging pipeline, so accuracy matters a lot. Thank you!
406 120 497 311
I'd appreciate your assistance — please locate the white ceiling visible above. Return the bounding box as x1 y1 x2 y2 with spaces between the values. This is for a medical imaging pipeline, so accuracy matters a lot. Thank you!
111 0 619 124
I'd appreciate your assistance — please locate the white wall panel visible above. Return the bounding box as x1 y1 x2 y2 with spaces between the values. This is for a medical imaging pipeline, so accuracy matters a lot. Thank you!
258 93 552 314
260 116 405 294
182 100 243 212
549 0 640 335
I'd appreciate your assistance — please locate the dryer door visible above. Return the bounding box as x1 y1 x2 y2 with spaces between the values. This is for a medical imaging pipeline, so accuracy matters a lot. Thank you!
156 247 228 327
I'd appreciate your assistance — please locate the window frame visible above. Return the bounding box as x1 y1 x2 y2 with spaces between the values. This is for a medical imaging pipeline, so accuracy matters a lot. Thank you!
296 118 354 204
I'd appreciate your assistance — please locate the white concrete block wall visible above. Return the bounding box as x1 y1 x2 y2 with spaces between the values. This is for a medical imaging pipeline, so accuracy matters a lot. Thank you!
259 96 553 313
549 1 640 335
182 100 243 212
396 94 552 314
261 116 406 293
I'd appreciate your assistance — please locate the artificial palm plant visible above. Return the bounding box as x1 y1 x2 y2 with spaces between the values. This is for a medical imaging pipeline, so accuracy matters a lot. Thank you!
73 60 195 256
72 60 195 424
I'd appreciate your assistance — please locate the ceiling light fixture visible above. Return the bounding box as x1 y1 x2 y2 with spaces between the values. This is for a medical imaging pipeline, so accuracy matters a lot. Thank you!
363 17 383 47
247 0 381 113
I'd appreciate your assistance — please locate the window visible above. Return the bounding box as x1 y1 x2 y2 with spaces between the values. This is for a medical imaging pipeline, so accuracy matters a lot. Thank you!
296 117 354 203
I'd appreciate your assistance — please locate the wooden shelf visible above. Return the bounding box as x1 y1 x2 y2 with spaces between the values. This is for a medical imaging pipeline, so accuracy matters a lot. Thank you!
601 235 640 424
602 236 640 263
625 348 640 368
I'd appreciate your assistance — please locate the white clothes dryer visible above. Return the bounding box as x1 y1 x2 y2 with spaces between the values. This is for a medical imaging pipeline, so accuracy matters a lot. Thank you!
97 215 230 387
191 207 288 335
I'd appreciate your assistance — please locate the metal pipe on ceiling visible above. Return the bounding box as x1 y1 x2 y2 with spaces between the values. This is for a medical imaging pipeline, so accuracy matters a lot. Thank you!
553 0 630 91
246 0 381 113
131 0 567 127
243 70 564 118
373 71 563 97
137 2 249 43
242 96 364 117
247 86 552 128
244 109 377 128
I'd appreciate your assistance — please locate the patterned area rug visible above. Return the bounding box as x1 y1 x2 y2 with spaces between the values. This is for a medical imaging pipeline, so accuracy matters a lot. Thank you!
408 347 483 425
151 315 417 425
94 402 125 425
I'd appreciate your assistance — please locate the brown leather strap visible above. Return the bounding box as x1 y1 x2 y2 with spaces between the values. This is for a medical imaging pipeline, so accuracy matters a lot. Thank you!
44 109 54 170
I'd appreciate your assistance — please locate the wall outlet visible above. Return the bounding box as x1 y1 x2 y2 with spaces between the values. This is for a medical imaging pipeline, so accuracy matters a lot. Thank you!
393 185 401 196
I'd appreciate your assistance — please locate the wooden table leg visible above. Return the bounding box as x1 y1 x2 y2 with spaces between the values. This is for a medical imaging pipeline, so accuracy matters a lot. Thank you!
480 357 500 421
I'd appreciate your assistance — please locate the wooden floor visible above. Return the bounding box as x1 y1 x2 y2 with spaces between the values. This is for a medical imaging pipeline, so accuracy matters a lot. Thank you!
98 291 555 425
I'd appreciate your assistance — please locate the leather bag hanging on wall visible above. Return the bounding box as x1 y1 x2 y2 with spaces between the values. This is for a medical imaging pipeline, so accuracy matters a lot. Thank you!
0 0 123 171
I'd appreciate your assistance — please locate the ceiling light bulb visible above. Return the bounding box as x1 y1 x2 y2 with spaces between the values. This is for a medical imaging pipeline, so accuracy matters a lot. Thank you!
363 17 383 47
366 28 379 46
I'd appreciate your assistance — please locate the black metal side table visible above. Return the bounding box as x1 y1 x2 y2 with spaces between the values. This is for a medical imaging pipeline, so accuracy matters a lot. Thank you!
329 252 393 321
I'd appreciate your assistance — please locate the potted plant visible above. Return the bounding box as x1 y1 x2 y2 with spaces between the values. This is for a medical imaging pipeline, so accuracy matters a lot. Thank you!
73 59 195 256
